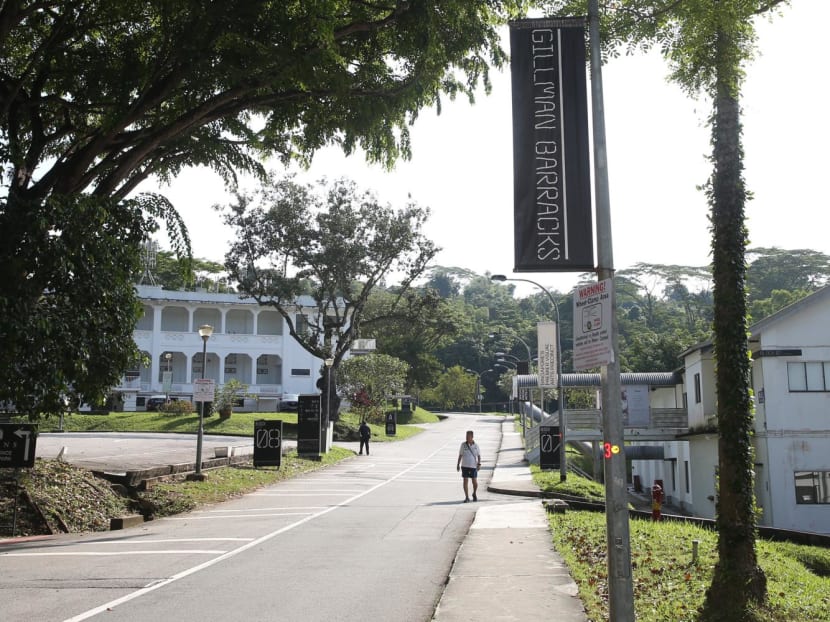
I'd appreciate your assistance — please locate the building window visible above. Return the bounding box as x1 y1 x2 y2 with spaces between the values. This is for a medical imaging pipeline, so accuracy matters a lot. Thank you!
684 461 690 494
295 314 310 334
794 471 830 504
787 362 830 392
670 461 677 492
694 373 701 404
291 368 311 376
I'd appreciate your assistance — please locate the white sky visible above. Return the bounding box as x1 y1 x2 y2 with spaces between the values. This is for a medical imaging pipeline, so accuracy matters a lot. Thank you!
150 2 828 298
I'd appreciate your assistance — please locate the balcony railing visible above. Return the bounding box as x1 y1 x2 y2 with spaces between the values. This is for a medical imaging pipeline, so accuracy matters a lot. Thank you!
566 408 688 430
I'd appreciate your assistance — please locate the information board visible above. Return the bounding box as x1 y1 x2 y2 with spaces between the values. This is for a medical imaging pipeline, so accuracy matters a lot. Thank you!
0 423 37 469
253 420 282 468
385 411 397 436
297 394 321 457
539 425 561 471
573 279 614 370
193 378 215 403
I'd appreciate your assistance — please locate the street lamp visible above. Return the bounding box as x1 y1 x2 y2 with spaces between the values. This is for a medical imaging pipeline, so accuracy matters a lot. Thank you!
491 274 567 482
190 324 213 481
324 357 334 452
463 368 484 413
489 332 532 368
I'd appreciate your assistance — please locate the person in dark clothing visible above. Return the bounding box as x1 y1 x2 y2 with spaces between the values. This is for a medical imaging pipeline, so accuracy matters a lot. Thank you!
359 420 371 455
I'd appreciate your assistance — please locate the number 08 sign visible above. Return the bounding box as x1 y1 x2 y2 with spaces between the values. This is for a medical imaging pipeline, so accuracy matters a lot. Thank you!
253 419 282 468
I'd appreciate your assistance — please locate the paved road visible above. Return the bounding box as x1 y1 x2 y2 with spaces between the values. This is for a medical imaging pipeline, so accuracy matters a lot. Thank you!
2 414 506 621
34 432 258 472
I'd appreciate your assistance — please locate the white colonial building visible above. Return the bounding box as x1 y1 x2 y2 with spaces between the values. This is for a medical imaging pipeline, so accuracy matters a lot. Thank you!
117 285 329 411
631 287 830 535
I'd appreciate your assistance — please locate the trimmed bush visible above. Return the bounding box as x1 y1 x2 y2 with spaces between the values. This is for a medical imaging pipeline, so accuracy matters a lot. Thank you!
160 400 194 414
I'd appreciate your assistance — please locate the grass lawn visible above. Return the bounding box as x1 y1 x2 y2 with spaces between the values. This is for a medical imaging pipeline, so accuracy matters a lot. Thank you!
550 510 830 622
140 447 355 517
34 406 440 441
531 464 606 502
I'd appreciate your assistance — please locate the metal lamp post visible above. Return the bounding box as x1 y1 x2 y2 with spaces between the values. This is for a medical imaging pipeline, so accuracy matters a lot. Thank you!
463 368 484 413
324 357 334 452
190 324 213 481
490 330 535 411
491 274 567 482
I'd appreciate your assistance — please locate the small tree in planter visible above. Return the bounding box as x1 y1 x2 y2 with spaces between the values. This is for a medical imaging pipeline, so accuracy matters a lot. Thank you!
213 379 252 419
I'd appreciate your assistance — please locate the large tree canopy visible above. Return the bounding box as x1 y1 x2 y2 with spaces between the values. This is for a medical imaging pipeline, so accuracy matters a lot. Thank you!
0 0 522 416
1 0 521 201
223 175 439 417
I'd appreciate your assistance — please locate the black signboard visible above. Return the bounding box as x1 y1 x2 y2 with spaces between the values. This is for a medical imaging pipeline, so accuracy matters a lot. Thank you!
385 411 397 436
0 423 37 469
401 397 411 414
539 425 561 470
297 394 322 457
253 419 282 468
509 19 593 273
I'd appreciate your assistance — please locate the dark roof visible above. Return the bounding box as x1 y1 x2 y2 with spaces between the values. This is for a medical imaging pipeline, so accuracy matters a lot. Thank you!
516 372 682 388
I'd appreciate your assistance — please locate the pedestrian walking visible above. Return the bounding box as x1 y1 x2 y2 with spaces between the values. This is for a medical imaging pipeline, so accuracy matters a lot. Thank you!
456 429 481 502
359 419 371 455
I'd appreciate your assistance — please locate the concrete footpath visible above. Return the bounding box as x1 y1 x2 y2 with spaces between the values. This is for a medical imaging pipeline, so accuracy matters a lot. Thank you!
432 421 588 621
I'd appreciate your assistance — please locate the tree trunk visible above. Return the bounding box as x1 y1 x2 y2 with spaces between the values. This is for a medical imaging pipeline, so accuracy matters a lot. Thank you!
702 27 767 620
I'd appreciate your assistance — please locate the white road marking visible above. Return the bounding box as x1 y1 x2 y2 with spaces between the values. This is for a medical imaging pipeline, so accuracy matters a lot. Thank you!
164 512 312 520
3 550 226 557
246 492 356 497
62 439 455 622
201 507 324 513
84 538 253 544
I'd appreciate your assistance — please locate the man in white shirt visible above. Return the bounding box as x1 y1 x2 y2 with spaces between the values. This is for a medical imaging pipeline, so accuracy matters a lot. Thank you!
456 430 482 502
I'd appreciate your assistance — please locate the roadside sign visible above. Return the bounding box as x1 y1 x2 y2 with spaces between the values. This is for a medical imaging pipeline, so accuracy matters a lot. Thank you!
253 420 282 468
573 278 614 370
385 411 396 436
539 425 561 470
537 321 559 388
0 423 37 469
297 394 321 457
193 378 215 403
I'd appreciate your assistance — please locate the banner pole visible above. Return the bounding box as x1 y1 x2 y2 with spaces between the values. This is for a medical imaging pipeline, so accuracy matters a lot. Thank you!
588 1 635 620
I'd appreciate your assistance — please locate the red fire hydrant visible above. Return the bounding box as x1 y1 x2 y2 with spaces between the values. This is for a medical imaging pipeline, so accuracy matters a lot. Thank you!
651 483 663 521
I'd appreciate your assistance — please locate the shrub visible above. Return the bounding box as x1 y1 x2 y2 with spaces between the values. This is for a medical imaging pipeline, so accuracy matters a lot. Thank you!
160 400 194 414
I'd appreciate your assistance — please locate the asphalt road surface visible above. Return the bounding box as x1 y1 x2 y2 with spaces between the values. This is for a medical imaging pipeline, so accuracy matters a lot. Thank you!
2 413 504 622
34 432 258 472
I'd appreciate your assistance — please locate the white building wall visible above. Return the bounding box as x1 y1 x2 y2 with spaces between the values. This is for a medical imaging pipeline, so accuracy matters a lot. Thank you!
750 298 830 534
687 435 718 520
629 440 693 511
128 286 328 410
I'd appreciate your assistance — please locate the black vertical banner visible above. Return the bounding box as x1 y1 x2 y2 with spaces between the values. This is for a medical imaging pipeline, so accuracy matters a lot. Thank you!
297 394 322 457
510 19 593 272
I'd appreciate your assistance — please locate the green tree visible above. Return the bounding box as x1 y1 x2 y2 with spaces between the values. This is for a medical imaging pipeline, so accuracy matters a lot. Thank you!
1 0 521 417
223 176 437 420
746 247 830 300
337 353 409 422
145 250 226 291
748 288 809 323
539 1 791 615
0 195 152 416
363 287 466 392
423 365 478 410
